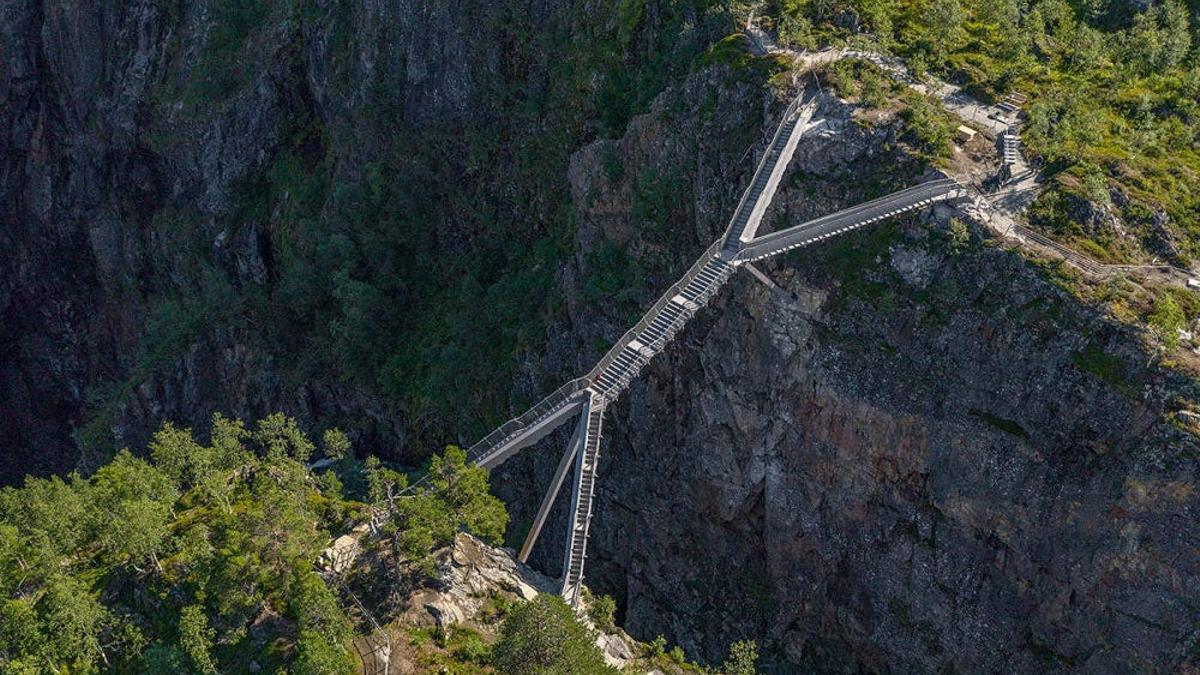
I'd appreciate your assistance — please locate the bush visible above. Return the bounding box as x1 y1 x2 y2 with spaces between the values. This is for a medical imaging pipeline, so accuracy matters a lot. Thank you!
1148 293 1186 350
448 625 491 664
722 639 759 675
587 592 617 632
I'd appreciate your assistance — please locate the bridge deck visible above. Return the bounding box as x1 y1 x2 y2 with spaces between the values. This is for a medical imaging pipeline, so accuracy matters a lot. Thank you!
382 78 980 610
734 179 963 262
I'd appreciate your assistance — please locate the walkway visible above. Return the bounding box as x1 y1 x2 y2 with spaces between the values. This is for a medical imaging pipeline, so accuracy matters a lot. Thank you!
440 77 964 602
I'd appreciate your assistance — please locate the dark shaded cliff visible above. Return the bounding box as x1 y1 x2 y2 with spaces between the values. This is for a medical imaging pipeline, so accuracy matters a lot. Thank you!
0 0 735 480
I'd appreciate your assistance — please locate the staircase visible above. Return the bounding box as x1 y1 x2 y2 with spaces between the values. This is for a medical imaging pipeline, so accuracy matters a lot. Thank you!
997 92 1026 116
588 244 735 404
561 395 606 606
720 94 814 254
1002 127 1020 167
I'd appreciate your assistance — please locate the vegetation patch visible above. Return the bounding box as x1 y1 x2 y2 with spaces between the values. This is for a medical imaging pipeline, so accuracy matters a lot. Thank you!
700 33 794 82
763 0 1200 264
1073 343 1129 388
970 409 1030 439
583 238 647 319
187 0 271 104
1 413 510 673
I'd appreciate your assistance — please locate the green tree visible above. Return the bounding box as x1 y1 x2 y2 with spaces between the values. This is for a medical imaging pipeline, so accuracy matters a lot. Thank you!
289 566 353 648
948 218 971 253
256 413 316 463
0 474 91 559
293 629 355 675
391 491 451 573
91 450 177 571
37 574 110 669
1125 0 1192 73
428 445 509 546
178 605 217 675
492 594 616 674
364 455 406 506
194 413 255 512
0 598 43 663
140 645 189 674
209 413 253 469
1024 88 1106 166
722 639 759 675
0 525 25 596
322 428 352 461
921 0 965 66
586 591 617 632
149 422 207 488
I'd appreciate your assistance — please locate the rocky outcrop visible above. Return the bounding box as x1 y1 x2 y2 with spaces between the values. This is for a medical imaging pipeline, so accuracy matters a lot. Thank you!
403 533 552 627
395 533 644 670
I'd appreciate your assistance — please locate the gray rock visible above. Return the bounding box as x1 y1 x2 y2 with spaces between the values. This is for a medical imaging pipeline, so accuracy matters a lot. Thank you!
889 244 941 289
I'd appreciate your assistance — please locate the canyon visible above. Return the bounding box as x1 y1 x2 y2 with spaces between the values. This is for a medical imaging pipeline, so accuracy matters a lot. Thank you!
2 0 1197 671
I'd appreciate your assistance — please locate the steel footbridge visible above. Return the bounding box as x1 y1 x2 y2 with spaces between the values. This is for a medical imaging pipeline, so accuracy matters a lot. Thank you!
386 86 967 607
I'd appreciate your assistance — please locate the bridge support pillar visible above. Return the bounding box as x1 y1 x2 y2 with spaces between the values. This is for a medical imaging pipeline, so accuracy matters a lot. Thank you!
518 399 589 563
744 262 779 290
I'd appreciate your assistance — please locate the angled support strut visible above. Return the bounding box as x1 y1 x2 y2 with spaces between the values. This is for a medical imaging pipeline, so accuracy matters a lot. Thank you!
518 399 590 563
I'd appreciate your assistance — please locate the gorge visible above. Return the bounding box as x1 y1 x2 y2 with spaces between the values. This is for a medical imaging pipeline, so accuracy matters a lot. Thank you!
2 0 1198 671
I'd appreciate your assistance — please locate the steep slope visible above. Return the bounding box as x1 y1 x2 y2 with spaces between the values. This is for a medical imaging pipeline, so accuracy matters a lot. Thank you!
3 1 1199 672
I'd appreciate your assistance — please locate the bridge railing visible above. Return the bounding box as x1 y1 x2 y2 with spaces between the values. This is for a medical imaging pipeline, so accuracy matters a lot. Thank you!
735 178 960 261
719 93 807 248
586 238 725 386
466 377 592 465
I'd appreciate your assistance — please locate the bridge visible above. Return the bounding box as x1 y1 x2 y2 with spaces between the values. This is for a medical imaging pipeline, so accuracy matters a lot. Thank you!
384 85 967 607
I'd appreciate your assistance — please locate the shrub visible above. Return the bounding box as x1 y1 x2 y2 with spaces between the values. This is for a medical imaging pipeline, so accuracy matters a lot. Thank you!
587 592 617 632
722 639 759 675
491 594 616 674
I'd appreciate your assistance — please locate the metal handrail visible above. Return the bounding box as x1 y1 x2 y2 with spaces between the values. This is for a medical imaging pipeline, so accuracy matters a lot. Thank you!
466 377 592 464
377 377 591 508
719 93 807 247
735 179 960 260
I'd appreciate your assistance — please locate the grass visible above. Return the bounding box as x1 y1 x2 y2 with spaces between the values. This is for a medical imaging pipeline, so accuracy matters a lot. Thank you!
699 33 793 81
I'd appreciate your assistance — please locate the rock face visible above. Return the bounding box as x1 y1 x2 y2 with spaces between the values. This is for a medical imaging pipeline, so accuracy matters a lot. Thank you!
397 533 644 670
496 78 1200 672
1 0 724 476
